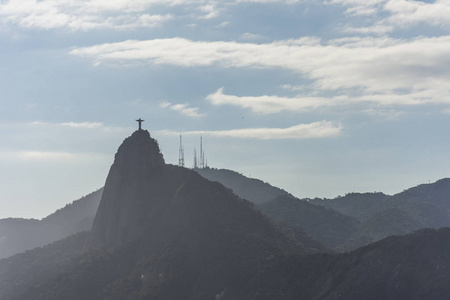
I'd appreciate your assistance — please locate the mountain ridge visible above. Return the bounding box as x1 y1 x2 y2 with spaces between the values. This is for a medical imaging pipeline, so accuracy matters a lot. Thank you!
2 130 450 299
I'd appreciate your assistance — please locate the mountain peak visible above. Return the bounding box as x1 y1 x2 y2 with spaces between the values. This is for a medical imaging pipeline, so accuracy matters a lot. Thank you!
114 129 164 170
87 130 165 248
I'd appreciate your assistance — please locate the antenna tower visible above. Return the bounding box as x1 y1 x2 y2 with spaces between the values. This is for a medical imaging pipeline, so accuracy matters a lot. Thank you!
199 136 205 169
193 148 198 168
178 135 185 167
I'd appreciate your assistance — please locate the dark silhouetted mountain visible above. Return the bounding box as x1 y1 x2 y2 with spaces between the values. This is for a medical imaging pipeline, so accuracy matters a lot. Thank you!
309 192 389 220
0 231 89 299
0 189 102 259
3 224 450 299
309 179 450 250
195 167 292 204
194 168 361 250
0 129 325 300
239 227 450 300
343 207 426 250
259 195 360 250
3 130 450 299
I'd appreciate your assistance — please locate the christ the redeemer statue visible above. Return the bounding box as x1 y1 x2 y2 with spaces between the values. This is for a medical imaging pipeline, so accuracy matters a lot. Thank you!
136 118 144 131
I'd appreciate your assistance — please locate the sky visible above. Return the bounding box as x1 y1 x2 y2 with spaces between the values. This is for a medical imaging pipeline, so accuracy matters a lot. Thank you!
2 0 450 219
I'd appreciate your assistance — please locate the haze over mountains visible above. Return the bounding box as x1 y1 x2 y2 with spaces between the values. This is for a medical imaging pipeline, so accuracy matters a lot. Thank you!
3 155 450 257
2 130 450 299
0 189 102 259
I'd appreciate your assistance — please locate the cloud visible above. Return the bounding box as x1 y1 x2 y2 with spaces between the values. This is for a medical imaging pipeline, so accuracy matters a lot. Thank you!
61 122 103 129
383 0 450 28
198 4 221 19
206 88 341 113
159 121 342 139
31 121 104 129
241 32 263 40
236 0 301 3
70 36 450 109
362 108 405 120
69 36 450 98
0 150 105 162
160 101 204 118
206 86 444 114
27 121 129 135
331 0 450 33
0 0 303 31
0 0 175 30
17 151 77 161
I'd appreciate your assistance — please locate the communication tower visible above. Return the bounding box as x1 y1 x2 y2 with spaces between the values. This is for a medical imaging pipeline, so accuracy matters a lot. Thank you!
193 148 198 168
178 135 185 167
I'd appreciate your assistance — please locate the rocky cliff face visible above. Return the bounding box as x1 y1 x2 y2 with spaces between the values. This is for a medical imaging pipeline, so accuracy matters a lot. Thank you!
88 129 313 254
88 130 165 248
82 129 318 298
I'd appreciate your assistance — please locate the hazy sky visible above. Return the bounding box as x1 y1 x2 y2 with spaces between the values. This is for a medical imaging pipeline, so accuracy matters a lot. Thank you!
2 0 450 219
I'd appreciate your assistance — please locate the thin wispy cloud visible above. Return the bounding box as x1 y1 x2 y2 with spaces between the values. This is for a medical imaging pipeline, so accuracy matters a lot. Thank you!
206 88 341 113
0 150 106 162
206 87 435 114
159 121 342 139
61 122 104 129
241 32 263 40
18 151 78 161
31 121 104 129
236 0 301 3
160 101 204 118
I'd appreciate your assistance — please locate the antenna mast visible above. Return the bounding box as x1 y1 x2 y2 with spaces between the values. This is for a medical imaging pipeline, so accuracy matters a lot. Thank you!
178 135 185 167
199 136 204 169
193 148 198 168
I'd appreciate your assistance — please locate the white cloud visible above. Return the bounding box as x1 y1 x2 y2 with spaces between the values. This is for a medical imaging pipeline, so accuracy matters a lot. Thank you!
71 37 450 108
362 108 405 120
31 121 104 129
0 150 105 162
236 0 301 3
1 0 306 31
383 0 450 29
17 151 77 161
206 88 340 113
159 121 342 139
159 101 171 109
0 0 176 30
61 121 103 129
241 32 263 40
27 121 129 134
441 107 450 115
160 101 204 118
331 0 450 33
206 88 429 114
216 21 230 28
198 3 221 19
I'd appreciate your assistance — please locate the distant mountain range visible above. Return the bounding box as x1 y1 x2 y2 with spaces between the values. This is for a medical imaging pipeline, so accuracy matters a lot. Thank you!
3 166 450 257
195 167 292 204
0 189 102 259
309 179 450 250
2 130 450 299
